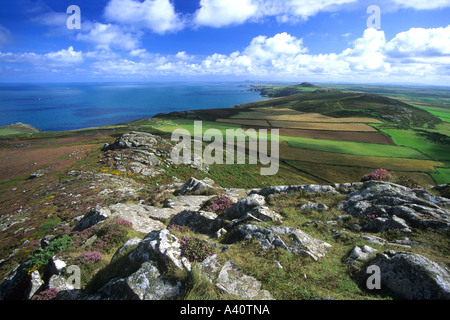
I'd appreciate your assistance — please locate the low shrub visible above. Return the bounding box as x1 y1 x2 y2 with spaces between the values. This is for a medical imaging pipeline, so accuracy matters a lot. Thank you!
391 176 424 189
76 251 102 264
180 236 217 263
168 225 192 234
361 169 391 182
32 287 58 300
91 218 133 253
200 195 234 215
28 235 73 272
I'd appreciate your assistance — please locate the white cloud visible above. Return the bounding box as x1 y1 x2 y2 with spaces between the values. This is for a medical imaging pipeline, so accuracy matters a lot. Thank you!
45 46 84 65
390 0 450 10
194 0 358 27
0 46 83 67
76 23 141 51
83 26 449 83
244 32 308 60
2 25 449 84
264 0 358 21
341 28 390 72
385 25 450 57
104 0 184 34
194 0 259 28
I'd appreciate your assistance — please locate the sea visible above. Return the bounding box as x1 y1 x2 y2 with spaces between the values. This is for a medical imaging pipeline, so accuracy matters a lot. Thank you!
0 82 266 132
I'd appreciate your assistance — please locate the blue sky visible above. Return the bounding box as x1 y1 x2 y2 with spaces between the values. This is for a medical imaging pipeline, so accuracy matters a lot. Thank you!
0 0 449 84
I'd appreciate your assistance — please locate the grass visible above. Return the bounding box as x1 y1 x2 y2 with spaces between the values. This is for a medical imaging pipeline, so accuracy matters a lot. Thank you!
378 127 450 160
279 134 430 159
207 188 448 300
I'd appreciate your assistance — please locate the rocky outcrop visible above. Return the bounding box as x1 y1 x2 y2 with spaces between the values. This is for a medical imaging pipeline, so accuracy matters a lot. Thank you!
73 204 174 234
225 224 332 261
341 181 450 232
372 251 450 299
102 131 170 152
91 261 182 300
100 132 172 178
195 255 273 299
179 177 218 195
168 210 225 236
128 229 191 272
2 167 449 301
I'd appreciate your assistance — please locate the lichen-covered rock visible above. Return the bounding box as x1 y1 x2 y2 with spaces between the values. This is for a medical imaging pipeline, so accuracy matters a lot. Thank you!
215 260 274 300
226 224 331 261
164 195 215 213
341 181 450 231
74 204 167 234
126 261 181 300
269 226 332 260
168 210 225 235
251 184 338 197
91 261 181 300
128 229 191 272
179 177 218 195
345 245 377 266
222 194 266 220
372 251 450 299
102 131 169 151
300 202 329 211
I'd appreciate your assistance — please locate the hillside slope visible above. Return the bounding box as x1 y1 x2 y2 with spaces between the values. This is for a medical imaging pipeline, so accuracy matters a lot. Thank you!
237 89 442 129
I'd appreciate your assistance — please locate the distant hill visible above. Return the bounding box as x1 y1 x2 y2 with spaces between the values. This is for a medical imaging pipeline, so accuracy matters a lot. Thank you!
0 122 42 136
238 89 442 129
250 82 318 98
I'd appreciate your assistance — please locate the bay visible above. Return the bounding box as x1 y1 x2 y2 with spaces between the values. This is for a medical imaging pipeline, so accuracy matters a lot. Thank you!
0 82 265 131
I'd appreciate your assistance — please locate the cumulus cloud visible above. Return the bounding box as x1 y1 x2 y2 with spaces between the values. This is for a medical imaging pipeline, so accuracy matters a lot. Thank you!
385 25 450 58
1 25 449 84
194 0 358 27
44 46 84 65
74 25 449 83
76 23 141 51
341 28 390 72
0 46 83 67
194 0 259 28
104 0 184 34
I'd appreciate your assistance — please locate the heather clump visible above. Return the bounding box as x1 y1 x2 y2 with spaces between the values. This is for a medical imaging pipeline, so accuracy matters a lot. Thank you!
361 169 425 189
76 251 102 265
200 195 234 215
179 236 217 263
91 218 133 253
361 169 391 182
31 287 58 300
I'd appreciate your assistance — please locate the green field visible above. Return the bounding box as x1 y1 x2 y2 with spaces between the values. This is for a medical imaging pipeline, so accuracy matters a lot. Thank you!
410 104 450 123
278 135 430 159
143 84 449 185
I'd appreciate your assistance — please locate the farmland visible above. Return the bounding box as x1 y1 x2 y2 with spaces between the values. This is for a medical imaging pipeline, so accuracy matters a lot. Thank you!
152 83 449 186
1 83 448 187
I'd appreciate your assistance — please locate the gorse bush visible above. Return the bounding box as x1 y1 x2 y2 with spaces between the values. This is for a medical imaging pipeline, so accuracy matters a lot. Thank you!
200 195 234 215
180 236 217 263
